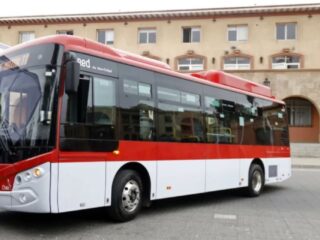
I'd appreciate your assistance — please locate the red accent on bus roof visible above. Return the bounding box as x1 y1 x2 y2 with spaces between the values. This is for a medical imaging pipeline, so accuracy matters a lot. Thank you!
5 35 281 102
6 35 171 71
191 70 273 98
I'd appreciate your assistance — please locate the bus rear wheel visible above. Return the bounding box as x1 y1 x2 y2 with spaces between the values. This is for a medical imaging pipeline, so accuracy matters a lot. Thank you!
246 164 264 197
108 170 143 222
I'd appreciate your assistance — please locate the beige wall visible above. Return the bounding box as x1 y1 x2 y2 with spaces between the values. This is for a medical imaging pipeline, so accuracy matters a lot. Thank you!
1 14 320 70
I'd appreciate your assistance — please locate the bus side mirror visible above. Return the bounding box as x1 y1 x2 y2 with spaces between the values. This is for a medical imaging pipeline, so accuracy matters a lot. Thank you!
65 61 80 94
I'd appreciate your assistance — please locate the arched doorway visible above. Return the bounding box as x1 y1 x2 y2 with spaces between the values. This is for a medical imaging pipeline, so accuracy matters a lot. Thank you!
284 97 320 143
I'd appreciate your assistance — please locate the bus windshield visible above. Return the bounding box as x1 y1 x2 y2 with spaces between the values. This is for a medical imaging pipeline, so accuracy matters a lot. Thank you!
0 43 62 164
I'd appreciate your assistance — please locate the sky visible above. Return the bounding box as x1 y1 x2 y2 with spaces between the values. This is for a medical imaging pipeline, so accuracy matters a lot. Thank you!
0 0 319 17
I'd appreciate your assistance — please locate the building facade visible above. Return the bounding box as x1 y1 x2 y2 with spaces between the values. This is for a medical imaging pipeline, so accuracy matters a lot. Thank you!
1 4 320 143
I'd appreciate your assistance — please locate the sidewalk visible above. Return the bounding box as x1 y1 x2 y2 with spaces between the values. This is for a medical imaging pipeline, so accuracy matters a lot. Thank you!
292 157 320 169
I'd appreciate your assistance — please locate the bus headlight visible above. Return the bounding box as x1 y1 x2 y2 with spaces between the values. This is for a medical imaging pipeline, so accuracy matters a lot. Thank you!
24 172 32 182
14 165 46 187
15 175 22 185
33 168 44 178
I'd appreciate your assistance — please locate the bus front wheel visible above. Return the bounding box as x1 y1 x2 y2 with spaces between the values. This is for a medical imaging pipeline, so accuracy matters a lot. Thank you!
108 170 143 222
246 164 264 197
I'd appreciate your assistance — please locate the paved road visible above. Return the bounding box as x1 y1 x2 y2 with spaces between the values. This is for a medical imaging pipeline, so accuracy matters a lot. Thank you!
0 168 320 240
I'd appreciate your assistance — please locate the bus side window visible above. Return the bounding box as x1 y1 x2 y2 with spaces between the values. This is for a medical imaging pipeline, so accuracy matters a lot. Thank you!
62 74 117 141
221 100 238 144
157 86 204 143
65 75 92 124
204 96 221 143
120 78 155 141
235 94 259 145
92 77 116 139
255 99 274 145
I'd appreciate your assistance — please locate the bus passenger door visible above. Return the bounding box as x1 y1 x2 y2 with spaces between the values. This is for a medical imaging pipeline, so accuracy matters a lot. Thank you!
155 74 206 199
58 73 118 212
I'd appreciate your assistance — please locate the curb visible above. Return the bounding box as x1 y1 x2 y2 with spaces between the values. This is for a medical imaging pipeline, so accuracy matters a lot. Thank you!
292 164 320 169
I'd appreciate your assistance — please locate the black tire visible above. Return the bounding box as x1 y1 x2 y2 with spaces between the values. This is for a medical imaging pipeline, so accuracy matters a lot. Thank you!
108 170 143 222
246 164 265 197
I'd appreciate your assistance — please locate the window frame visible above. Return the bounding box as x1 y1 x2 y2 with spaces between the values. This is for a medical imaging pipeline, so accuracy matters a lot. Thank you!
97 29 115 45
227 25 248 42
276 22 297 40
138 28 157 44
270 53 303 70
175 54 206 72
177 57 205 72
19 31 35 43
223 55 252 70
182 27 201 43
56 30 74 35
286 98 312 127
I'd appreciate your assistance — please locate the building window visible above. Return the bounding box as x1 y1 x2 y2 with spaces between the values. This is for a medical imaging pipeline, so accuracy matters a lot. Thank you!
276 23 296 40
227 25 248 41
272 55 300 69
223 56 251 70
57 30 74 35
183 27 200 43
286 98 312 126
177 57 204 71
97 29 114 45
138 28 156 44
19 32 35 43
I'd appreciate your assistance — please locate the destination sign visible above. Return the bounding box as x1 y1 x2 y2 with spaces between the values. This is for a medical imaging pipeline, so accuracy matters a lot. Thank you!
74 52 118 78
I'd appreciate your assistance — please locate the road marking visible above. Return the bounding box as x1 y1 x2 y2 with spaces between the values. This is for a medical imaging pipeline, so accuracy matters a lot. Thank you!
214 213 237 220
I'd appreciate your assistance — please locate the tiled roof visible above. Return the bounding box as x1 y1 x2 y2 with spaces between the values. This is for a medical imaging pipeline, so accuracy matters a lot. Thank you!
1 4 320 25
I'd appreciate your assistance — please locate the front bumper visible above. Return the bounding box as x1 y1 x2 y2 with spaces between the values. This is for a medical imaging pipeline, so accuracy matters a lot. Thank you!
0 162 51 213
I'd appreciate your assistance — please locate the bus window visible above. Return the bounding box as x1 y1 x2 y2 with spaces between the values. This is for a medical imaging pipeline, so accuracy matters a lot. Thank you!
204 96 221 143
157 104 204 143
120 101 155 141
120 79 155 141
9 92 28 129
235 94 259 145
93 77 116 125
252 99 289 146
60 74 117 151
157 85 203 143
261 103 289 146
204 95 238 144
221 100 238 144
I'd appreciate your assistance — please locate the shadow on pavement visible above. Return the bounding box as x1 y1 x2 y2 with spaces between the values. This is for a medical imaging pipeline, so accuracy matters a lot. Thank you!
0 184 286 236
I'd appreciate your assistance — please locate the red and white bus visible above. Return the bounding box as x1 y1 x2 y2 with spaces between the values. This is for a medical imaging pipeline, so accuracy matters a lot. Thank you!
0 35 290 221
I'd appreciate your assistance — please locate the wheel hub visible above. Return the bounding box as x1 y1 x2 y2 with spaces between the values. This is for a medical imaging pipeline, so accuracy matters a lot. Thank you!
252 170 262 193
122 180 140 213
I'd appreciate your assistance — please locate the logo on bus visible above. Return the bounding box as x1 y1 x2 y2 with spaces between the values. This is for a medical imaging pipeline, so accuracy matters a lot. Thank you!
77 58 91 69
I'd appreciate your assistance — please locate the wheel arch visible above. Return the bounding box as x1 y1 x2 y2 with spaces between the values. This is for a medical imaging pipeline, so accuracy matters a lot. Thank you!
250 158 265 175
113 162 152 206
248 158 266 177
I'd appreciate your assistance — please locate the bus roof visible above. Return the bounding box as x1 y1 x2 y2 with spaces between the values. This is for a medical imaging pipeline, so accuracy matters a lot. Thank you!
6 35 280 103
191 71 273 98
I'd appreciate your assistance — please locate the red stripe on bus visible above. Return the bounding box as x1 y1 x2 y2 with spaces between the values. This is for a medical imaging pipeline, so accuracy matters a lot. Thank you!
59 141 290 162
0 141 290 182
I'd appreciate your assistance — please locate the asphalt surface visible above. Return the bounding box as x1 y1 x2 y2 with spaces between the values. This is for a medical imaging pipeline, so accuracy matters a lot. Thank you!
0 168 320 240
